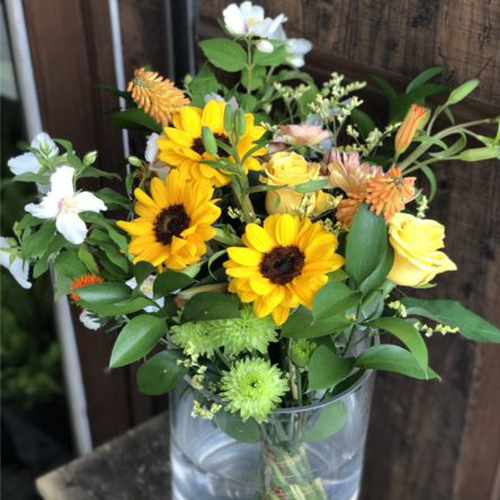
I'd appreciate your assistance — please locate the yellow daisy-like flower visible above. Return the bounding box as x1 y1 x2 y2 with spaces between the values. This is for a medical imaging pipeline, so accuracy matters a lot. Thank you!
224 214 344 326
157 100 267 187
117 170 220 271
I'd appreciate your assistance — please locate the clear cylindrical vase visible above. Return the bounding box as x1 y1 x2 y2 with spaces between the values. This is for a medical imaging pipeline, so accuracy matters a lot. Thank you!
170 371 374 500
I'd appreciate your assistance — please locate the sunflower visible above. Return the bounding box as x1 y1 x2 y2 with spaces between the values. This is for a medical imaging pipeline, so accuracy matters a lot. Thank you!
224 214 344 325
117 170 220 271
157 100 267 187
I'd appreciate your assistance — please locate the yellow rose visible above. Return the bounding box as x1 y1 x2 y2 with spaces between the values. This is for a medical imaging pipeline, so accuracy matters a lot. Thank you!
388 213 457 287
263 152 331 215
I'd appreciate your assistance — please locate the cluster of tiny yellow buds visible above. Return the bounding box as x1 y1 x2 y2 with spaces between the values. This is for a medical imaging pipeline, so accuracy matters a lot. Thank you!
416 195 430 218
178 352 200 368
191 365 208 390
414 320 460 338
227 206 244 220
191 400 222 420
321 72 366 100
388 300 408 318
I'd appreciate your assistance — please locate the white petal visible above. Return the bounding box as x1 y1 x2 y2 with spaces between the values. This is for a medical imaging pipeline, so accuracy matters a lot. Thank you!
50 165 75 199
79 310 100 331
223 4 246 35
256 40 274 53
266 13 288 38
25 194 60 219
270 25 287 41
287 55 306 68
72 191 107 213
240 2 264 22
145 133 160 163
31 132 58 157
251 18 272 37
8 257 32 289
126 277 138 290
8 153 40 176
56 211 88 244
287 38 313 55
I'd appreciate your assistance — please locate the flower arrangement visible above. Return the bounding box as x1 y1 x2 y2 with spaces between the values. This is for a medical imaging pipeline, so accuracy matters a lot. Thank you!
2 2 500 497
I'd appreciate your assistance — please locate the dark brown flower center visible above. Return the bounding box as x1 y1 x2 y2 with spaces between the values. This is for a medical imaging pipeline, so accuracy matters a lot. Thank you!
154 204 190 245
260 246 305 285
192 134 231 157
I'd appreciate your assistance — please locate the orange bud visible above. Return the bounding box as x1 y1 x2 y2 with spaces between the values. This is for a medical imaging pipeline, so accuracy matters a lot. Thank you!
395 104 430 155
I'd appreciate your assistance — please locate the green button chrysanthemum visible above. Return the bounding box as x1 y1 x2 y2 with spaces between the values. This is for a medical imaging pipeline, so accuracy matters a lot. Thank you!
221 358 288 423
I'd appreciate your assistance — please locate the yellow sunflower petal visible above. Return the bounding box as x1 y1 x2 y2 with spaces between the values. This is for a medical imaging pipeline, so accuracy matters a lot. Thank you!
227 247 262 266
179 106 202 137
134 188 157 208
274 214 300 246
201 100 224 133
245 223 276 253
272 306 290 326
150 177 169 206
117 219 152 236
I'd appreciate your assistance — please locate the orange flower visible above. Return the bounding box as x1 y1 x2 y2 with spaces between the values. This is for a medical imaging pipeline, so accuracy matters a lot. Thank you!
128 67 190 125
395 104 429 155
336 189 366 228
365 166 416 222
71 274 104 302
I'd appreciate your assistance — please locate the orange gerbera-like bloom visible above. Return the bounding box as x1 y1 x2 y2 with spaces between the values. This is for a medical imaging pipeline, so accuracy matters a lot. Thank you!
128 67 190 125
70 274 104 302
365 166 416 222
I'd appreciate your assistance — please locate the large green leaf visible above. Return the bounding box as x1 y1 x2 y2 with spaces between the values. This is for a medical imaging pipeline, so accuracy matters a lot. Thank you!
345 204 388 288
80 296 153 317
154 270 193 297
22 222 57 259
282 307 352 339
189 64 220 107
304 401 347 443
182 292 240 322
110 315 166 368
355 345 439 380
199 39 247 72
359 245 394 295
313 281 360 321
77 283 131 303
112 108 162 133
446 79 479 106
133 262 156 285
308 345 353 390
254 43 287 67
370 317 428 372
137 351 186 395
406 67 444 93
401 298 500 343
214 410 261 443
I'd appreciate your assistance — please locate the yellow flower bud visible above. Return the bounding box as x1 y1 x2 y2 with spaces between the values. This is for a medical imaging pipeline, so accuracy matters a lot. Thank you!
395 104 430 155
388 213 457 287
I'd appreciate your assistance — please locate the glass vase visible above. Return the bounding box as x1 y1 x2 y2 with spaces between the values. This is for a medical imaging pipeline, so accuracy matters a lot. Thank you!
169 370 375 500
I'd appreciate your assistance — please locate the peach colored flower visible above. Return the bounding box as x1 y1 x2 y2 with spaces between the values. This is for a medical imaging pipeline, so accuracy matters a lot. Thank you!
365 166 416 222
275 124 331 147
395 104 430 155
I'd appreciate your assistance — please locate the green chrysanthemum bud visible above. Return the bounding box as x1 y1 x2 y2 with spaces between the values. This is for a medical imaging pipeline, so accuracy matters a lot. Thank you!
221 358 288 423
171 321 221 357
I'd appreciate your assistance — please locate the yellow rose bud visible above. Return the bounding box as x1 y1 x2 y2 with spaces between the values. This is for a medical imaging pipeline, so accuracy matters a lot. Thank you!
263 151 321 215
388 213 457 287
395 104 430 155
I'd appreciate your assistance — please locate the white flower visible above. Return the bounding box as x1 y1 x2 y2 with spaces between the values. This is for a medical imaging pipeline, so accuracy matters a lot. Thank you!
79 309 101 331
7 132 58 176
256 39 274 53
25 165 107 245
126 275 165 313
145 133 160 164
0 237 31 289
223 2 286 38
270 26 312 68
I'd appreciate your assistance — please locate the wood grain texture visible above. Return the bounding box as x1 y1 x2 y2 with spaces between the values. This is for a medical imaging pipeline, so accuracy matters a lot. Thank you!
199 2 500 499
36 413 170 500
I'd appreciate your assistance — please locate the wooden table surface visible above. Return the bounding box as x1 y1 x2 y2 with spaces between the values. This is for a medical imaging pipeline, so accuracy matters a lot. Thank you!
36 413 171 500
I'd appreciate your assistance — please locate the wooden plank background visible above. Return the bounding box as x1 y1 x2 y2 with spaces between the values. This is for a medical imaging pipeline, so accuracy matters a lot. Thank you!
22 0 500 498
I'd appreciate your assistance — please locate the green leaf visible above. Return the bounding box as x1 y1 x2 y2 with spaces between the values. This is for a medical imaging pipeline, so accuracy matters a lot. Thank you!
241 66 266 91
182 292 241 322
254 43 287 66
294 178 329 193
240 94 258 112
401 298 500 343
313 281 360 321
355 345 439 380
154 270 193 297
406 67 444 93
359 244 394 295
79 167 120 180
199 39 247 72
137 351 186 395
214 411 260 443
22 222 57 259
345 204 388 287
451 146 500 162
372 76 398 104
78 245 99 274
112 108 162 133
81 296 153 316
95 188 131 210
304 401 347 443
420 165 438 201
77 282 131 303
308 345 354 390
189 64 220 107
370 317 428 371
109 315 166 368
134 262 156 285
13 172 49 184
446 79 480 106
282 307 352 339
